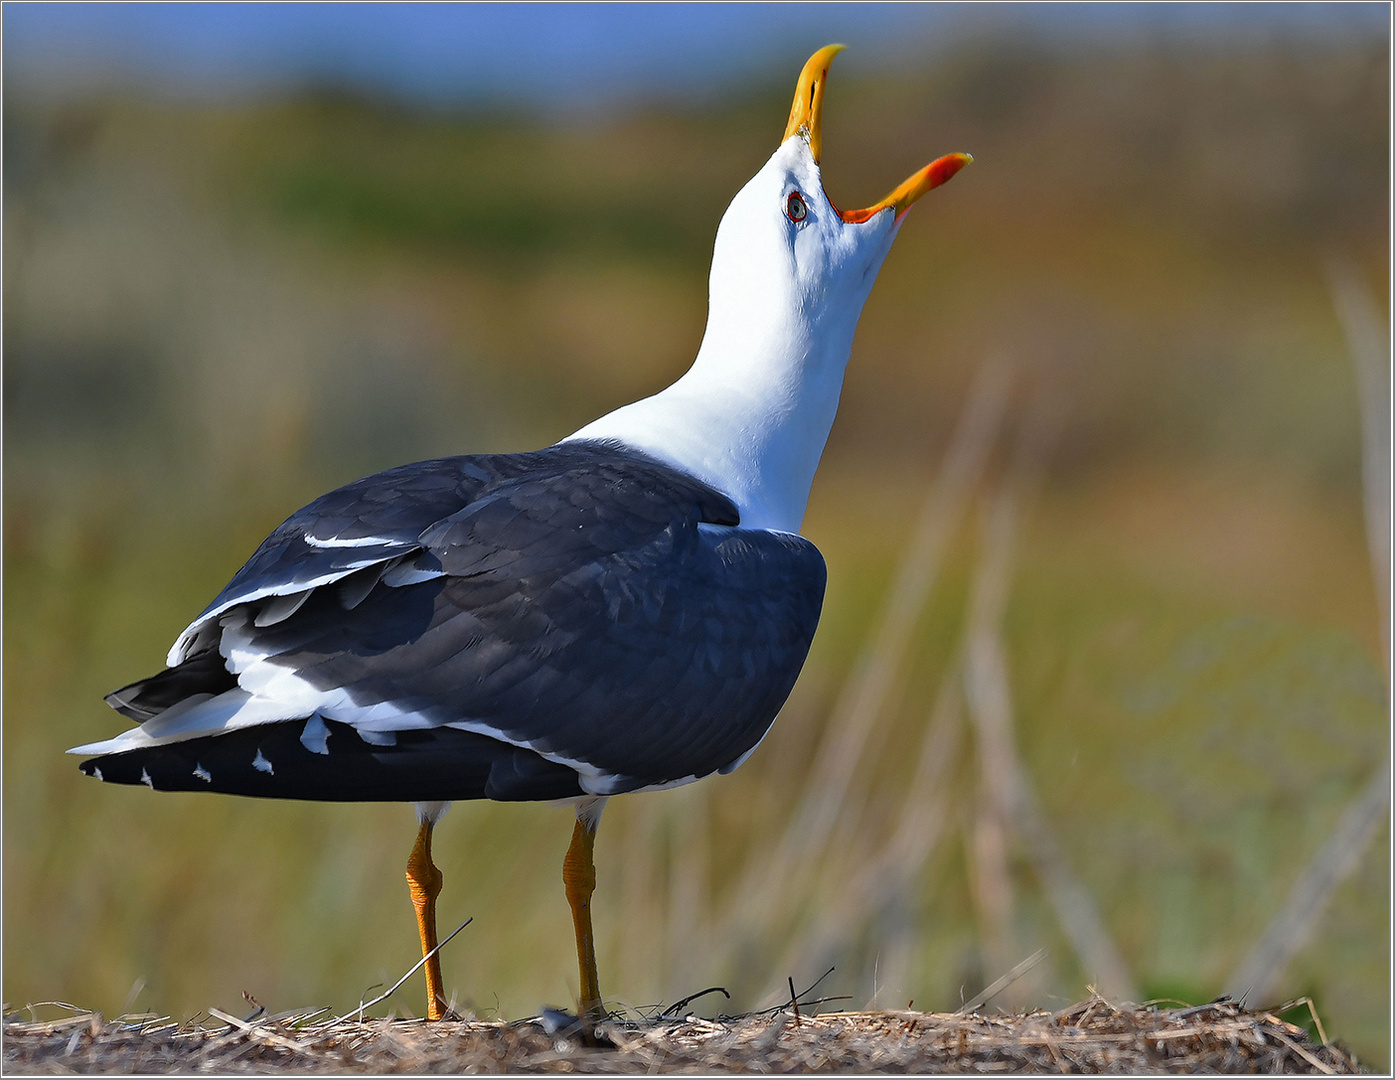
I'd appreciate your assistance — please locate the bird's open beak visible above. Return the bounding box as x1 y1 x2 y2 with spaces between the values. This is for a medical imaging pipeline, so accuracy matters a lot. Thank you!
783 44 972 224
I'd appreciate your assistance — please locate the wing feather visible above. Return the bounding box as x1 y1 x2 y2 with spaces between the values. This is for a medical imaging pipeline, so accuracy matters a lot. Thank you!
82 442 823 800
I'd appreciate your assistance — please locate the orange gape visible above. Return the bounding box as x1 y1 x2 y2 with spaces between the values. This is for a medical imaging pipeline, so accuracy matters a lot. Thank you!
405 821 447 1021
562 818 602 1042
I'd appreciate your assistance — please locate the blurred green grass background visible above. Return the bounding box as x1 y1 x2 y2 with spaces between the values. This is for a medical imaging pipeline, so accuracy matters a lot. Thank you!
4 24 1390 1067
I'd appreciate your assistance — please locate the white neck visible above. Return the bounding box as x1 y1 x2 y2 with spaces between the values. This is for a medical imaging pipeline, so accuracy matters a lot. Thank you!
564 314 856 534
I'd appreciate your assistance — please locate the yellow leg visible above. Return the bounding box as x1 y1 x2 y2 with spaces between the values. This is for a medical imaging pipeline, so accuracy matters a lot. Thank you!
563 815 603 1042
406 820 447 1021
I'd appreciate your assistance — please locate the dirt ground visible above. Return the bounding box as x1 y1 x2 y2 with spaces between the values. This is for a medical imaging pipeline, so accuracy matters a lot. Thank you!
2 996 1364 1074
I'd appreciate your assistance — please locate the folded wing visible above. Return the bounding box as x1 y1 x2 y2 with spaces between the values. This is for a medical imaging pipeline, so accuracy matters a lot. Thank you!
76 442 826 802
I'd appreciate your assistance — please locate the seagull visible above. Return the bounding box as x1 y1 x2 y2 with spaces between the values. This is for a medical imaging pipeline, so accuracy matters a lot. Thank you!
69 44 969 1034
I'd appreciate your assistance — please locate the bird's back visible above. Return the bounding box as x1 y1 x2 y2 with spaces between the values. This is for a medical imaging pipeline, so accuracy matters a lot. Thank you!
77 442 826 802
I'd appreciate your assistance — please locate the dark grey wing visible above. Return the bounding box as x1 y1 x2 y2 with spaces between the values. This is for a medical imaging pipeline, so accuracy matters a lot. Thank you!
84 443 825 801
231 451 823 792
433 461 824 786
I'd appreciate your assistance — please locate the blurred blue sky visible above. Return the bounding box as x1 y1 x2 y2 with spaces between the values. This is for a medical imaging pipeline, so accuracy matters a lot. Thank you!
3 2 1387 111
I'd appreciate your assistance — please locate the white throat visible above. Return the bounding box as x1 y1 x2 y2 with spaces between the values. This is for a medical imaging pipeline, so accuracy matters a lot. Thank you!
566 318 853 533
563 137 899 534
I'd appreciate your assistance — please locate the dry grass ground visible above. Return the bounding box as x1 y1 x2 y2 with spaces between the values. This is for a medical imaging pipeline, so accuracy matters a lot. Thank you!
3 997 1364 1074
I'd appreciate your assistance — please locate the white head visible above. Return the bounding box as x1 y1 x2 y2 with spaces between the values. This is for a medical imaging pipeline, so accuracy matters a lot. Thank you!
568 45 970 532
698 134 897 384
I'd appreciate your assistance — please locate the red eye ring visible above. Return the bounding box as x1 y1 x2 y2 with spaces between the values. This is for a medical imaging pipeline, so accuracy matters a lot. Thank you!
786 192 808 223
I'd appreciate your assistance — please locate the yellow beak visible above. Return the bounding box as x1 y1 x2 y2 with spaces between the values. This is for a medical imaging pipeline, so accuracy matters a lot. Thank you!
783 43 846 164
783 44 972 223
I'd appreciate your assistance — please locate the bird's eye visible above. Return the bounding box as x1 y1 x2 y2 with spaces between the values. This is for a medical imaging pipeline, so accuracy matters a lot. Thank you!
786 192 808 222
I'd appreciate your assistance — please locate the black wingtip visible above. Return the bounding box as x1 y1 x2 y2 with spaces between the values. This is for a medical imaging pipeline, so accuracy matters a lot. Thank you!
72 720 588 803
